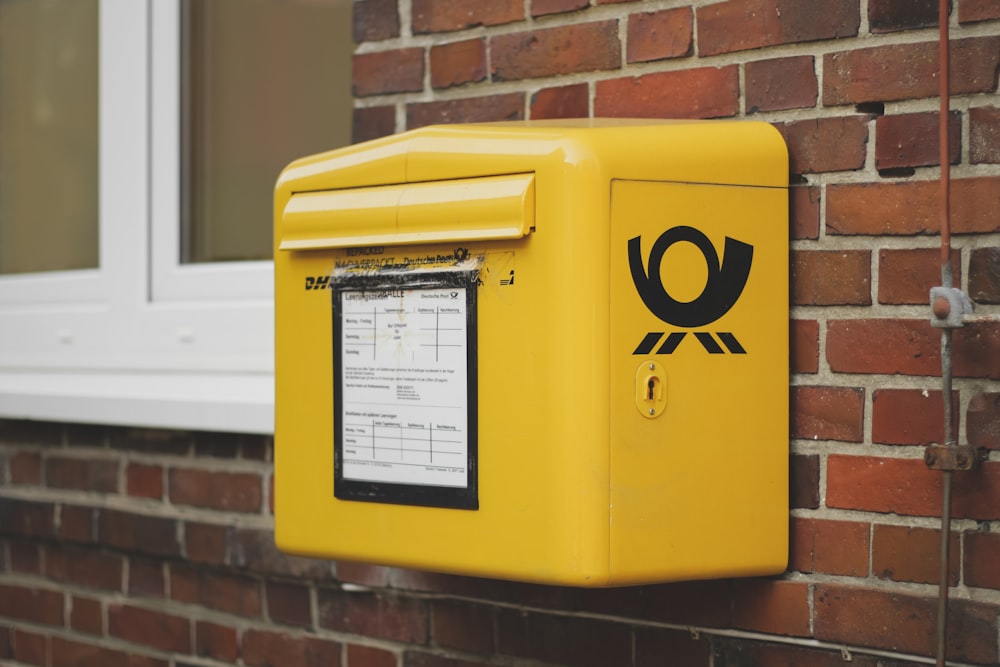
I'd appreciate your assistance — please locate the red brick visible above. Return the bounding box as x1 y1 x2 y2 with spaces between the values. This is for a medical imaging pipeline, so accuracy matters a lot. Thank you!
51 637 167 667
746 56 817 113
243 630 341 667
70 595 103 635
319 589 428 643
412 0 522 33
9 540 41 574
353 0 399 42
532 0 588 16
634 627 710 667
876 111 961 171
45 455 118 493
530 84 588 120
108 604 190 654
643 580 732 628
872 389 959 446
868 0 939 32
0 498 53 539
99 509 180 557
959 0 1000 22
348 644 397 667
872 524 959 585
824 37 1000 105
126 463 163 499
791 386 865 442
878 248 961 305
267 580 312 627
353 106 395 144
12 629 46 667
497 608 632 666
430 39 486 90
491 22 620 81
968 392 1000 449
828 319 1000 379
353 49 424 98
595 66 739 119
698 0 859 56
790 454 820 509
778 116 869 175
171 566 262 618
195 621 238 663
790 518 869 576
128 557 165 598
965 531 1000 590
626 8 692 64
790 186 820 240
791 250 871 305
184 521 229 564
791 319 819 374
732 580 811 637
9 451 41 484
970 247 1000 303
230 527 333 578
58 504 94 543
44 544 123 591
827 456 1000 520
0 585 63 625
814 584 998 664
828 177 1000 236
169 468 262 513
432 599 494 653
407 93 524 129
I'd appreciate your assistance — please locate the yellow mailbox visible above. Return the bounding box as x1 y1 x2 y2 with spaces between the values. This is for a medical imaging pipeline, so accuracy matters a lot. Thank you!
274 120 788 586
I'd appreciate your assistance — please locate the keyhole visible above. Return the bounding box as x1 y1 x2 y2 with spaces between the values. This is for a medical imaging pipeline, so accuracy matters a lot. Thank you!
647 377 656 401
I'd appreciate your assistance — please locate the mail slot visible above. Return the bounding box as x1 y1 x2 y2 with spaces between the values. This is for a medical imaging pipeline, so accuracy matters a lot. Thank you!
274 120 789 586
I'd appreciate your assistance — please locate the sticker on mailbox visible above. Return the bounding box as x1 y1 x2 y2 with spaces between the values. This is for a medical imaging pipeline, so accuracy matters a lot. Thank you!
332 271 479 510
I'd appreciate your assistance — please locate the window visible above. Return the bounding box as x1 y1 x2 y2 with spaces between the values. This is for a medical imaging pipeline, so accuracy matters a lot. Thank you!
0 0 352 434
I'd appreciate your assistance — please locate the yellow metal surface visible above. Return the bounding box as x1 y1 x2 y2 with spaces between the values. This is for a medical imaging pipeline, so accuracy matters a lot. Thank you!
274 120 788 586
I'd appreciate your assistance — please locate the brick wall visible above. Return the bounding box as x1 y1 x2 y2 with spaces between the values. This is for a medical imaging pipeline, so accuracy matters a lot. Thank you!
3 1 1000 666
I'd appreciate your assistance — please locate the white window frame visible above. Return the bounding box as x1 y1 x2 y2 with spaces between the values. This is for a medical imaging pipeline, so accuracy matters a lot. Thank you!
0 0 274 434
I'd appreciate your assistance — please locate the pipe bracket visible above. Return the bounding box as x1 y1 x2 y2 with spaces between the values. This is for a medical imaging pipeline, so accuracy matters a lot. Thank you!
924 444 979 471
930 287 973 329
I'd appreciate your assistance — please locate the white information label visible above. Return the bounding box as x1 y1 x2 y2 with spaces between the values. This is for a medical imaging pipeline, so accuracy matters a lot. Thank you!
340 286 469 488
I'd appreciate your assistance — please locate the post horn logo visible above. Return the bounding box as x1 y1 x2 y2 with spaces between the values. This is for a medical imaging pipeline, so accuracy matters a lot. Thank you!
628 225 752 355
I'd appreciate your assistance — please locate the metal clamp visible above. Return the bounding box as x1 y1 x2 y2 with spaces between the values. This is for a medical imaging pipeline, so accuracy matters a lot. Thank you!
924 444 979 471
930 287 974 328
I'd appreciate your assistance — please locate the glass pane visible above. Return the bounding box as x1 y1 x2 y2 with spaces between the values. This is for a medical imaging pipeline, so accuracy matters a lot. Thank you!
0 0 99 275
182 0 353 264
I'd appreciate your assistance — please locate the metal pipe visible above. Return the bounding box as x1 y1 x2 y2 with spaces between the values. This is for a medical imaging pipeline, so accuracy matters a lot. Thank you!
939 0 952 289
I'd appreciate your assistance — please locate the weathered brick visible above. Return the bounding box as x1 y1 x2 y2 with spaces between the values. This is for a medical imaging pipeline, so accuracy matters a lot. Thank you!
430 39 486 89
532 0 588 17
496 608 632 667
791 250 871 305
353 49 424 97
790 454 820 509
169 468 262 513
348 644 397 667
9 540 42 574
492 22 620 81
336 561 393 588
876 111 961 171
729 643 880 667
0 419 62 446
99 509 180 558
790 186 820 240
643 580 732 627
746 56 817 113
195 620 238 663
0 584 63 625
635 627 710 667
108 604 190 654
697 0 859 56
45 455 118 493
243 629 341 667
971 106 1000 164
965 531 1000 590
731 580 811 637
432 599 494 654
184 521 228 564
267 580 312 627
353 106 396 144
171 565 262 618
872 389 959 446
878 248 960 305
407 93 524 129
44 544 123 591
626 8 693 64
128 557 165 598
0 498 54 540
9 451 42 485
824 37 1000 105
970 247 1000 303
790 518 869 576
868 0 938 33
108 427 191 455
595 66 739 119
412 0 523 33
126 463 163 499
70 595 103 636
51 637 167 667
814 584 998 664
827 177 1000 235
12 629 46 667
872 524 959 585
827 319 1000 379
968 392 1000 449
319 589 428 643
791 386 865 442
791 319 819 374
353 0 399 43
530 83 588 120
777 116 869 175
59 504 96 543
959 0 1000 23
404 653 493 667
230 527 333 579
